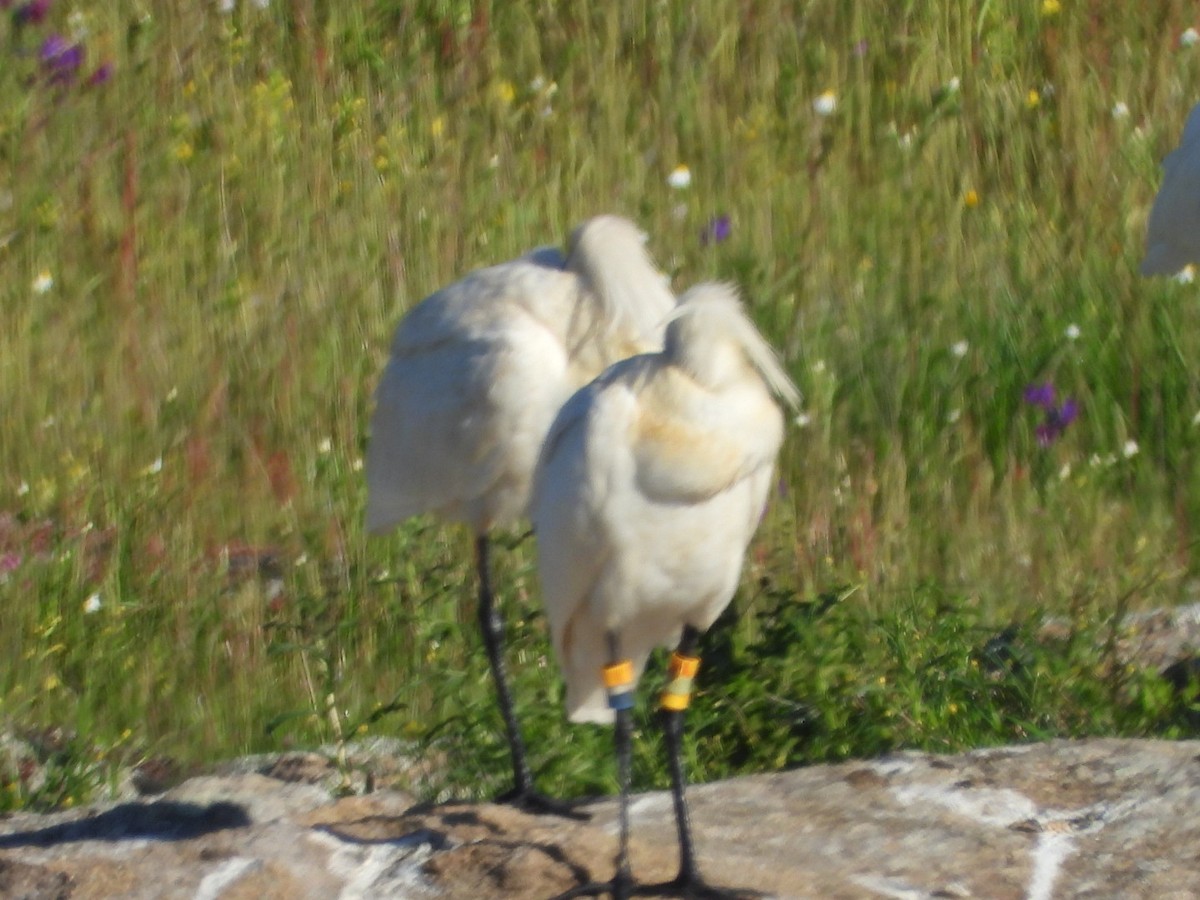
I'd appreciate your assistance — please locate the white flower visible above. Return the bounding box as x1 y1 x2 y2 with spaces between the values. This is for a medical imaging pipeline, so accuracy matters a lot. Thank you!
318 437 333 455
351 457 364 472
17 481 29 496
812 360 827 374
1176 265 1196 284
1059 463 1072 480
951 340 969 358
946 76 961 93
1193 411 1200 426
1182 27 1199 47
1064 323 1081 341
794 411 812 428
813 90 837 116
140 457 163 476
83 593 102 614
1122 440 1139 458
1111 101 1129 120
32 271 54 294
217 0 235 12
666 165 692 189
947 408 961 424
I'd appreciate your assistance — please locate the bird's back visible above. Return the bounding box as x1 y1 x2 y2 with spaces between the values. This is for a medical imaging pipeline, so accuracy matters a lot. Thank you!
366 218 677 536
366 253 579 534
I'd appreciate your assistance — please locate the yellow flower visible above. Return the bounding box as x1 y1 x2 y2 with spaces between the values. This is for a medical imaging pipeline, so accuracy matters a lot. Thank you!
173 141 194 162
430 116 446 139
1041 0 1061 17
1026 89 1041 109
492 79 516 106
964 189 980 208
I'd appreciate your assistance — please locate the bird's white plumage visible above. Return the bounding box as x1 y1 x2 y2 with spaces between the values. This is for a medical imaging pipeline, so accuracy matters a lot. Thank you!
532 283 798 724
1142 100 1200 276
366 216 676 536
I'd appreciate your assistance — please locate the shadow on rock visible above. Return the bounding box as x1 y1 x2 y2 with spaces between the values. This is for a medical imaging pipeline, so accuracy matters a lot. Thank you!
0 801 251 848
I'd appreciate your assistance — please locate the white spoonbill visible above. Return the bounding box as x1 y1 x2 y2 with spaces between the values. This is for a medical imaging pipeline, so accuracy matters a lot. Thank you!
533 282 799 898
366 215 675 813
1142 100 1200 276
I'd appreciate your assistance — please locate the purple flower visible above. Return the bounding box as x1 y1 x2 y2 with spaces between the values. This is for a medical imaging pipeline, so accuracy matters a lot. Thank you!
853 39 869 58
13 0 50 25
1024 382 1078 446
88 62 114 86
700 214 731 246
1023 382 1056 408
39 34 85 85
0 552 21 575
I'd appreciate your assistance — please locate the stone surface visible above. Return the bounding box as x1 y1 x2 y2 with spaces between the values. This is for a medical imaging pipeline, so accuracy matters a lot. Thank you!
0 738 1197 899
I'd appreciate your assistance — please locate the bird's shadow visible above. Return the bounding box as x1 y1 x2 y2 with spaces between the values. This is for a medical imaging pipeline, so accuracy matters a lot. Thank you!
0 800 251 849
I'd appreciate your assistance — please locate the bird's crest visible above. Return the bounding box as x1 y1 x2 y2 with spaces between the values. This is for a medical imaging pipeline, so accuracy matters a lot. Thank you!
567 215 675 343
664 283 801 408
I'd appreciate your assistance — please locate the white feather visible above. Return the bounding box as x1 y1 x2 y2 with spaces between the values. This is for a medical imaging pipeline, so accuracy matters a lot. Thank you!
366 215 675 535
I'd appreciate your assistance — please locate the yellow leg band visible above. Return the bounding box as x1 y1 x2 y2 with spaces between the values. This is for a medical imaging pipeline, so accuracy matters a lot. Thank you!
661 653 701 711
604 660 635 711
603 660 634 689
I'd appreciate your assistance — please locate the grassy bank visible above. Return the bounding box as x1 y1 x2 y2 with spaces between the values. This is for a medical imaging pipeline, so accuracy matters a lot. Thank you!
1 1 1198 810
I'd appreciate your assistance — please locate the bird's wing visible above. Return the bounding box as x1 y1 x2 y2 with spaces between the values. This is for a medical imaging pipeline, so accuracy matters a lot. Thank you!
366 259 576 532
625 365 785 505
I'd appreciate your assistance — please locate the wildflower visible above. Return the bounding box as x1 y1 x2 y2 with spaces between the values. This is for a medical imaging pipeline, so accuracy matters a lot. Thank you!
963 189 980 208
666 165 692 189
1122 440 1139 458
88 62 113 87
1176 265 1195 284
812 90 837 116
13 0 50 26
1111 101 1129 120
430 116 446 139
700 214 731 246
794 411 812 428
1026 89 1041 109
1064 323 1080 341
1024 382 1078 446
852 39 868 58
0 552 21 581
217 0 235 12
83 593 102 614
1040 0 1061 16
951 340 969 357
32 270 53 293
39 35 85 86
491 79 515 106
140 456 163 476
318 437 332 454
1182 28 1200 48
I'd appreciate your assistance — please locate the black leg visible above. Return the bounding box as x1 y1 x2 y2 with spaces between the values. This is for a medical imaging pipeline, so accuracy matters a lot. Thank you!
644 626 762 899
552 633 636 899
475 534 584 819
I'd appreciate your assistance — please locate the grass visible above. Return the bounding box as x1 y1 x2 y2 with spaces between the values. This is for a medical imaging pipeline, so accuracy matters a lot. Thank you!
2 1 1199 811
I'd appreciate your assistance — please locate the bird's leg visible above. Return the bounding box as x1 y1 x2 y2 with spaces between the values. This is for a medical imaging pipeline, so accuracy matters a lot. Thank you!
552 633 636 900
648 626 761 900
476 535 584 819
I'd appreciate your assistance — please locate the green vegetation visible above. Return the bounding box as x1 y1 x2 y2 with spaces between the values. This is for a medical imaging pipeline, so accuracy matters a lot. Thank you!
2 1 1198 811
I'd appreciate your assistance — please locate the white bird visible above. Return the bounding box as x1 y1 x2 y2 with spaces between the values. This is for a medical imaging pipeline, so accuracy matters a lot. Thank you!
1142 100 1200 276
533 282 799 898
365 215 675 813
